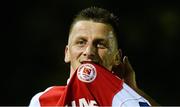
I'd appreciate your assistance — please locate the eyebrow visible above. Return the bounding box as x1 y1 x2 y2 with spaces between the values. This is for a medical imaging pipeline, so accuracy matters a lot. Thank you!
94 38 108 42
74 36 87 41
77 36 108 42
72 34 111 43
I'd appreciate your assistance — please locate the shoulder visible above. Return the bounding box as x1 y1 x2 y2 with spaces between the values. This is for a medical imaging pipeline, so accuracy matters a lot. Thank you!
112 83 151 107
29 86 66 107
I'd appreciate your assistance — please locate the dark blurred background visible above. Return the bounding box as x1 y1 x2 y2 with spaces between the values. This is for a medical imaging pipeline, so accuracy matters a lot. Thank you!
2 0 180 105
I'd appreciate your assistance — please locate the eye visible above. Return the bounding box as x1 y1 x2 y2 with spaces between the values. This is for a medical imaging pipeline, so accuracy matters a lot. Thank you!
96 42 107 49
76 40 86 46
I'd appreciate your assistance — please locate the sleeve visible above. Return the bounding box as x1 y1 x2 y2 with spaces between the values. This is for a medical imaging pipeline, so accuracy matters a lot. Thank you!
29 87 53 107
29 92 44 107
112 83 151 107
121 98 151 107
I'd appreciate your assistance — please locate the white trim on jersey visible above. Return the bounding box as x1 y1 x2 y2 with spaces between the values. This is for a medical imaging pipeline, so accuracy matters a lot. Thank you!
112 83 151 107
29 87 53 107
29 92 43 107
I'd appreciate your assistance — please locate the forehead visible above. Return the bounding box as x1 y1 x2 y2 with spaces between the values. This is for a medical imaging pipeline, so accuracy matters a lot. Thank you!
72 20 111 32
69 20 115 40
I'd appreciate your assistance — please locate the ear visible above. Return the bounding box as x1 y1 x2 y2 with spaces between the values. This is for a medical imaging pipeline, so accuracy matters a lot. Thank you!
64 45 70 63
112 49 124 78
114 49 122 66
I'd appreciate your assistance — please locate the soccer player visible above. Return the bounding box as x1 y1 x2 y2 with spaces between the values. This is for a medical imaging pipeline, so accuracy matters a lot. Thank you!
29 7 158 106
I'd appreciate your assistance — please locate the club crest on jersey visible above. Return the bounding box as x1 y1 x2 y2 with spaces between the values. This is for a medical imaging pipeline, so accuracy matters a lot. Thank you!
77 63 97 83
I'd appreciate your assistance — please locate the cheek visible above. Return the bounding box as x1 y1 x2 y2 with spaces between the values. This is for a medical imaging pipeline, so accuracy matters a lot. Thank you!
98 50 113 62
98 50 115 70
69 47 83 70
69 47 83 60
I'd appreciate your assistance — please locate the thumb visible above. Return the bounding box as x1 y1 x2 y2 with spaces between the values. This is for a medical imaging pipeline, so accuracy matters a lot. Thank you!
123 56 134 73
123 56 137 89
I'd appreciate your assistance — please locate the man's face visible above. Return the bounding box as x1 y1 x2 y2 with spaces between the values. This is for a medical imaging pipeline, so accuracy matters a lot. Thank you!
65 20 120 72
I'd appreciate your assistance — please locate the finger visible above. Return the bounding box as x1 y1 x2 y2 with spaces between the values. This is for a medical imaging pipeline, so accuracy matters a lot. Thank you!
122 56 137 87
123 56 134 73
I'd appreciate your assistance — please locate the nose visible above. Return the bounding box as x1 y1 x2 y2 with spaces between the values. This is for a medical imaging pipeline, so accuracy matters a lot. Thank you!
82 43 96 57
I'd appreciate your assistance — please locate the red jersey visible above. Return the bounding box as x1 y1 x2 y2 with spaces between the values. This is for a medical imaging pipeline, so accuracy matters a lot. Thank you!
29 62 150 107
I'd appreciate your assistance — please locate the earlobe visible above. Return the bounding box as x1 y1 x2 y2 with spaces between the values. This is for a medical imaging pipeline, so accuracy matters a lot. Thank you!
64 45 70 63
